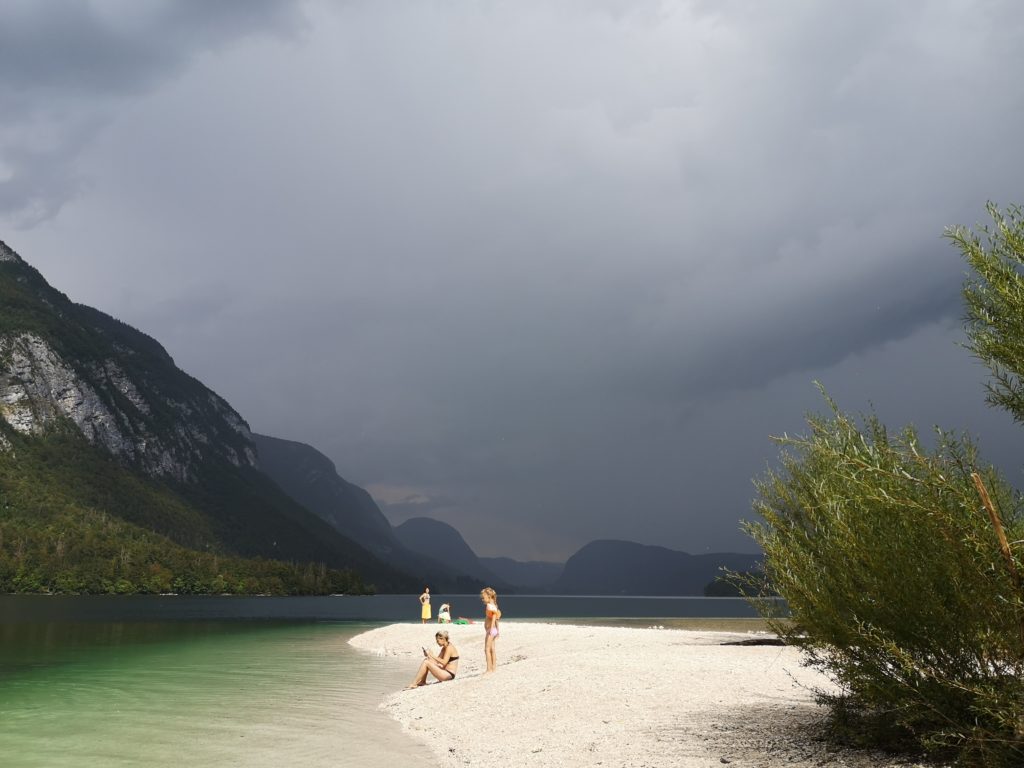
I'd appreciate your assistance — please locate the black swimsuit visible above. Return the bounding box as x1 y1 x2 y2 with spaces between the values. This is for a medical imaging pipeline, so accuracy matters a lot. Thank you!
444 655 459 680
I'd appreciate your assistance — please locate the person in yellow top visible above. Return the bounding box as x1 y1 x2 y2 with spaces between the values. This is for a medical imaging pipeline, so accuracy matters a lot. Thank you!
480 587 501 673
419 587 431 624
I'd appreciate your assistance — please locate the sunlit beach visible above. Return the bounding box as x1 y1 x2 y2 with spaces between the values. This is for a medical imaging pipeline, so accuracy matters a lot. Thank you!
351 622 928 768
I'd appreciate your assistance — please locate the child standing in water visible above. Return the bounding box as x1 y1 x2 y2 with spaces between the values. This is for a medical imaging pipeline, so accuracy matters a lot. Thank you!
480 587 500 673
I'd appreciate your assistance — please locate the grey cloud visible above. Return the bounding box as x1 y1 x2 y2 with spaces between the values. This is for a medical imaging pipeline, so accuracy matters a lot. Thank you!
9 1 1024 559
0 0 301 95
377 493 463 527
0 122 99 226
645 243 965 397
0 0 304 225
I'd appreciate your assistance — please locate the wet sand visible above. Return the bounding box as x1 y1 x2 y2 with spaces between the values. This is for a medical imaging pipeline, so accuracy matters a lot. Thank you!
350 621 927 768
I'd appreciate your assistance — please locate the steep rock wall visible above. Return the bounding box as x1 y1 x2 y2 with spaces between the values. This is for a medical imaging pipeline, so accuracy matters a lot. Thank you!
0 331 257 481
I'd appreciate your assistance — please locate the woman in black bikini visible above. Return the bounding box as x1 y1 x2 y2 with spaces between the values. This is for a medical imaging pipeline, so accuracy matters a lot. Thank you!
406 631 460 688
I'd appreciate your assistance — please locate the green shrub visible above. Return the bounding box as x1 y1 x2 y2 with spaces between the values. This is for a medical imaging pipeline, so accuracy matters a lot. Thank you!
745 394 1024 765
952 202 1024 423
736 205 1024 765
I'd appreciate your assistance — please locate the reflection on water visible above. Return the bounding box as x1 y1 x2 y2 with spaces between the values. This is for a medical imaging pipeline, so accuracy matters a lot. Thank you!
0 621 435 768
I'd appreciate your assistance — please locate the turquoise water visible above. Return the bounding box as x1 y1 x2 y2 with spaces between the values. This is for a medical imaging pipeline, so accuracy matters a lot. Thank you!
0 621 434 768
0 594 772 766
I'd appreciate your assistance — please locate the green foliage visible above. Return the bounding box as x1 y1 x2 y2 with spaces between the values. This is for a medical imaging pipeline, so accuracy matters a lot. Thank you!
738 205 1024 765
0 422 217 548
951 203 1024 423
745 393 1024 765
0 426 370 596
172 460 417 591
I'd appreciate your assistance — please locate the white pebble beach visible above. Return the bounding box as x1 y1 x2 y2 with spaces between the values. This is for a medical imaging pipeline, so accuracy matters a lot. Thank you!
350 621 928 768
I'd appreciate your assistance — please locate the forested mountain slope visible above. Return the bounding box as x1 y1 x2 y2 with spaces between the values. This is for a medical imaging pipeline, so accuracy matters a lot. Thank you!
0 240 414 593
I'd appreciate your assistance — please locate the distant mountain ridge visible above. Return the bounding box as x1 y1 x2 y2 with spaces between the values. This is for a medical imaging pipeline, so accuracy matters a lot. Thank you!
253 434 399 557
393 517 503 586
389 514 758 597
553 540 760 596
479 557 563 590
254 437 485 592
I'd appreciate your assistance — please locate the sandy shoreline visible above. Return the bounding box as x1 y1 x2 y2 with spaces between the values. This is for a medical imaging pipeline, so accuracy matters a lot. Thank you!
350 622 927 768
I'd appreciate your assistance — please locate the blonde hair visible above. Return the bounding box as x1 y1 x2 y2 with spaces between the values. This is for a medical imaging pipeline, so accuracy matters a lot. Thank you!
435 630 449 642
480 587 498 604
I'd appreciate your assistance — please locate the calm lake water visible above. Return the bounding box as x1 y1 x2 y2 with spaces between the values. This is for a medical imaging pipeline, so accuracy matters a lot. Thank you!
0 595 774 767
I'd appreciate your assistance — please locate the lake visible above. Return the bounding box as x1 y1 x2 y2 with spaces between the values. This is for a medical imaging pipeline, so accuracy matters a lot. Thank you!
0 595 775 767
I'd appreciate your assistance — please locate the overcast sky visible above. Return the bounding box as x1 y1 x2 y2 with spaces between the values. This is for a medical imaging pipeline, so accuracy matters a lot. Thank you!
3 0 1024 561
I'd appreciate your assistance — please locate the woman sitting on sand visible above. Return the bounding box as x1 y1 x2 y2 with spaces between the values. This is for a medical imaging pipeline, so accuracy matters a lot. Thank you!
406 631 459 688
480 587 501 673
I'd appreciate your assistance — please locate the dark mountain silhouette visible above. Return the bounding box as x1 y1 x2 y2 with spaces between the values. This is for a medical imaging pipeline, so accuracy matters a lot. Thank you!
254 434 399 558
554 539 761 596
393 517 504 586
479 557 563 590
254 436 485 592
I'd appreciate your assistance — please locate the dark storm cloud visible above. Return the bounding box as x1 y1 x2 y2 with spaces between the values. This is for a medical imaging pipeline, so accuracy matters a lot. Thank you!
651 245 965 396
0 0 303 225
8 1 1024 559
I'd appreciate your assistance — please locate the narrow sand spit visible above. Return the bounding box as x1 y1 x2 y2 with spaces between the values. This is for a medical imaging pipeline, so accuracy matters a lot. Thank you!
350 622 929 768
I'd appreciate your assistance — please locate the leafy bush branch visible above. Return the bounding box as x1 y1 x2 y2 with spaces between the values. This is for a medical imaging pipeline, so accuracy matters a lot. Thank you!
742 204 1024 766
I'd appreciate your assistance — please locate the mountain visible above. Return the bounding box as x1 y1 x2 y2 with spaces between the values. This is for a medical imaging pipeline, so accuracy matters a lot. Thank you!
0 242 254 482
393 517 503 586
253 435 484 592
553 540 761 596
253 434 399 557
479 557 563 590
0 240 416 593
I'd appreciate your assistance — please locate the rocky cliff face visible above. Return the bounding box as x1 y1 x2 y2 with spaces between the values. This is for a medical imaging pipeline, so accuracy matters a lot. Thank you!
0 242 20 263
0 241 257 482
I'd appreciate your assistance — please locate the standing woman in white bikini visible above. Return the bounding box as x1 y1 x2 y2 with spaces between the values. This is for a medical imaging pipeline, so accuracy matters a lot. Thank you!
480 587 501 673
